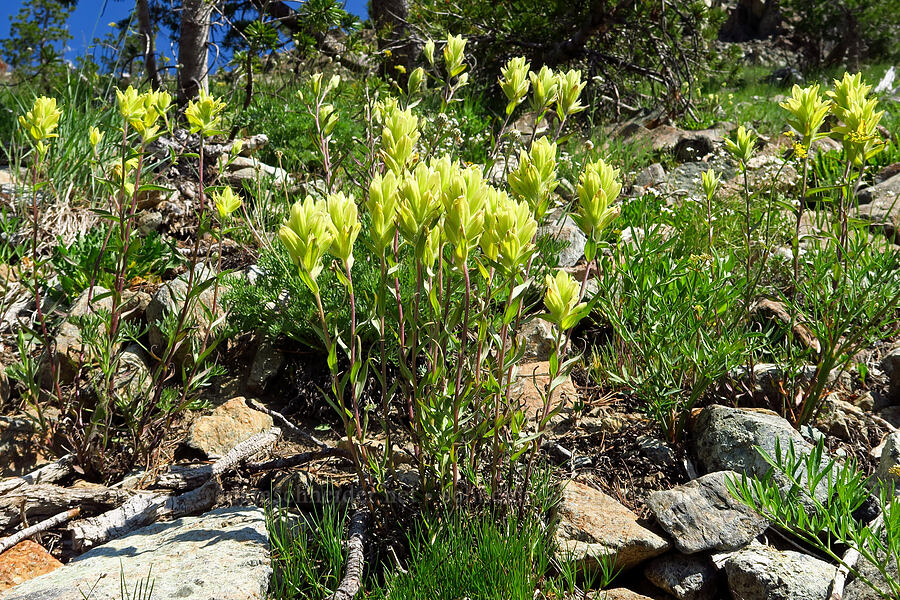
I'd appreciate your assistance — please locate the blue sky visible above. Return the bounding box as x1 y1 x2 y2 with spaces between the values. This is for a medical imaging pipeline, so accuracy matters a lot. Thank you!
0 1 369 65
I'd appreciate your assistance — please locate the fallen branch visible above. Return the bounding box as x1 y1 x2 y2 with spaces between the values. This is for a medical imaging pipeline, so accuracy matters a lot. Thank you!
325 507 369 600
829 514 883 600
70 427 280 550
0 484 129 532
752 298 821 354
246 447 350 473
152 464 213 491
0 507 80 554
245 398 328 449
0 454 74 495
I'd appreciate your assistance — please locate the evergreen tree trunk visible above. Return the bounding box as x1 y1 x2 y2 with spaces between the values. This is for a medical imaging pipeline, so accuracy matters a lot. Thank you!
136 0 162 89
178 0 214 105
372 0 413 77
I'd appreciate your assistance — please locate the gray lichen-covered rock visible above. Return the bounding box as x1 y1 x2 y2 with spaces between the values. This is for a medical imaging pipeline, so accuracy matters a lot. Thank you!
555 480 670 572
724 545 835 600
644 553 720 600
647 471 767 554
146 267 222 362
857 172 900 206
2 506 270 600
246 337 286 395
537 210 587 268
517 318 556 361
691 405 835 502
877 431 900 486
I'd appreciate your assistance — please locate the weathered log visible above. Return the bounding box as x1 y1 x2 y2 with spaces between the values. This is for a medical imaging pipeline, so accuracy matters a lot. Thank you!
70 427 280 550
0 454 74 495
0 484 129 532
325 507 369 600
0 507 80 554
152 463 213 491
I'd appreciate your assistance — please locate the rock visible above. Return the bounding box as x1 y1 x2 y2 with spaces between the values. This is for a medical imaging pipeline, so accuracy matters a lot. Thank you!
880 345 900 402
809 136 843 155
52 288 149 383
146 269 222 363
0 417 50 477
731 362 817 404
764 67 805 88
876 431 900 486
644 554 719 600
537 210 587 268
185 397 274 458
647 471 767 554
691 405 835 502
724 545 836 600
224 156 291 186
2 506 270 600
109 343 152 399
512 361 580 429
634 163 667 188
745 154 799 191
135 187 177 210
518 318 556 361
843 550 897 600
858 172 900 206
600 590 655 600
246 337 286 395
854 180 900 242
0 541 62 593
875 162 900 185
874 66 896 94
136 210 163 234
667 161 713 191
636 435 678 469
555 480 670 573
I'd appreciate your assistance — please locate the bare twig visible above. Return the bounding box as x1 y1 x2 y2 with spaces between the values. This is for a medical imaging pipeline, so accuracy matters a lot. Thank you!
245 398 328 449
0 507 80 554
829 514 883 600
325 507 369 600
247 448 350 472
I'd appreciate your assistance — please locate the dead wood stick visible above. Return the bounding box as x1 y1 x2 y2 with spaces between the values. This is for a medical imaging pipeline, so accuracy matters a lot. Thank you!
829 513 884 600
0 484 130 533
152 464 213 491
247 448 351 472
70 427 280 550
0 507 80 554
245 398 328 449
325 507 369 600
0 454 74 495
752 298 821 354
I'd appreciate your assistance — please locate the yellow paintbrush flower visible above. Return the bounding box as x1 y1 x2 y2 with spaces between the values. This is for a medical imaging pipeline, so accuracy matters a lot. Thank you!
278 195 334 293
574 159 621 247
326 191 361 269
19 96 61 158
185 90 227 137
544 269 589 330
212 186 242 221
499 57 531 116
